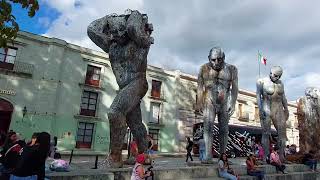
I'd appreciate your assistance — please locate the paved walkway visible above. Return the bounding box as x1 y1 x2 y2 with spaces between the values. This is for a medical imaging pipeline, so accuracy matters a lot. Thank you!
51 155 247 170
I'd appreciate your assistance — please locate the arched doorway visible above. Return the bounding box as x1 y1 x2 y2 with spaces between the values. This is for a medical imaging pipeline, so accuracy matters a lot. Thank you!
0 98 13 145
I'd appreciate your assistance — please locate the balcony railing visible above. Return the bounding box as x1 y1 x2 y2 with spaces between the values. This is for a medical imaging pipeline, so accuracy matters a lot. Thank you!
13 61 34 75
0 61 34 76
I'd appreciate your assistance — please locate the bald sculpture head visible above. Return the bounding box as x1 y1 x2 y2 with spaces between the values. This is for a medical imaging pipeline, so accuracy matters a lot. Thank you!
269 66 283 82
208 47 225 71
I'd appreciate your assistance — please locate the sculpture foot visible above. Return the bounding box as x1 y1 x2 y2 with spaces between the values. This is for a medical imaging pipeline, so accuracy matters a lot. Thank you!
98 153 123 168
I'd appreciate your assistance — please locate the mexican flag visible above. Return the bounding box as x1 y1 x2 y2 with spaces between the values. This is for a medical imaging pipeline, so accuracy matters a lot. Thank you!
258 52 267 65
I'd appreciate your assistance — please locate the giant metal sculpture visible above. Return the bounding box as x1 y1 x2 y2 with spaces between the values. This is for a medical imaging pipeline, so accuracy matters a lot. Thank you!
87 10 154 167
256 66 289 162
195 47 238 162
297 87 320 155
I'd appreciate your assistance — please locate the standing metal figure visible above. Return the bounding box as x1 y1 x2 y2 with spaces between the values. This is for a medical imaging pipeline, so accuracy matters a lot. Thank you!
256 66 289 162
195 47 238 162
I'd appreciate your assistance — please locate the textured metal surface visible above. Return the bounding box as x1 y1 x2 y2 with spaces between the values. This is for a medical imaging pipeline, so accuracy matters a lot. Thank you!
195 47 238 162
297 87 320 154
256 66 289 162
87 10 153 167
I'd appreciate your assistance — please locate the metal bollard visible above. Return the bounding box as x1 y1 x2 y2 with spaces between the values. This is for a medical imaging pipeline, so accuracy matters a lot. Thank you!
92 155 98 169
69 149 74 164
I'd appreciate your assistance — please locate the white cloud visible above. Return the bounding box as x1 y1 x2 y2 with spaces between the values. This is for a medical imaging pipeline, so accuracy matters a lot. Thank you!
42 0 320 101
42 0 76 12
38 17 51 28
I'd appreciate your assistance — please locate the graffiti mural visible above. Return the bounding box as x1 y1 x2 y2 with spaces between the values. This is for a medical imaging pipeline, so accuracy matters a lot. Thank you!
193 122 277 157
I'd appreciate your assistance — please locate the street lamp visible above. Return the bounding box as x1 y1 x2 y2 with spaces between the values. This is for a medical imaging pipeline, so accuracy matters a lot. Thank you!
22 106 27 118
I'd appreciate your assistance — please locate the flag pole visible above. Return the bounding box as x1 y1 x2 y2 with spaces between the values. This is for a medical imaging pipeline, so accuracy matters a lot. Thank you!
258 50 261 78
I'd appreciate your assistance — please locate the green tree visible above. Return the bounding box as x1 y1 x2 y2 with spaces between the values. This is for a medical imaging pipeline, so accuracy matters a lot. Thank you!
0 0 39 47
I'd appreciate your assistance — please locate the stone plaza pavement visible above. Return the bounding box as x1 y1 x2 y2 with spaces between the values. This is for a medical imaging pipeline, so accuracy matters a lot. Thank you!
60 154 220 170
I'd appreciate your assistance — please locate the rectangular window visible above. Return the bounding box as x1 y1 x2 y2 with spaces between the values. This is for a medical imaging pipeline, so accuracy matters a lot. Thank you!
76 122 94 149
85 65 101 86
0 47 17 70
238 103 243 117
80 91 98 116
148 128 159 151
151 80 162 98
254 106 259 120
149 102 161 124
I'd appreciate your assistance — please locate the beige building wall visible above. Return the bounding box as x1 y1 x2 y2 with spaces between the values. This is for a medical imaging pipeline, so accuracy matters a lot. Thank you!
175 74 299 152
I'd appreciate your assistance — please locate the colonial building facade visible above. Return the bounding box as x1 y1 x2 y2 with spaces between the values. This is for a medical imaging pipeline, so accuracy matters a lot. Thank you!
0 31 299 155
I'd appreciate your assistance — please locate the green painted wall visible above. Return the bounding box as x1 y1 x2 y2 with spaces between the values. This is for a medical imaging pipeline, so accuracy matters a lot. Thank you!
0 31 185 155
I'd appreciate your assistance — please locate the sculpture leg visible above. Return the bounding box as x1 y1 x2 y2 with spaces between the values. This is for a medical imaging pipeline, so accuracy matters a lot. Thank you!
272 110 286 162
126 103 148 154
218 110 229 154
203 102 215 162
108 78 147 167
108 103 127 167
260 116 271 161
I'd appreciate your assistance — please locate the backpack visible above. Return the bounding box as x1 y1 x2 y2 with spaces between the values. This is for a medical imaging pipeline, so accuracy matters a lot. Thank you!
49 159 70 172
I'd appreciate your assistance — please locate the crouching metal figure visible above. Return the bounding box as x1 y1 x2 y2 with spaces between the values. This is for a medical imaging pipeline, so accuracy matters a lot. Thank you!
87 10 154 167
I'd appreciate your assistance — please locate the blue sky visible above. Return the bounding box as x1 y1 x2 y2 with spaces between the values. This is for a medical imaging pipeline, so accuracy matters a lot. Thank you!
12 0 320 101
12 2 60 34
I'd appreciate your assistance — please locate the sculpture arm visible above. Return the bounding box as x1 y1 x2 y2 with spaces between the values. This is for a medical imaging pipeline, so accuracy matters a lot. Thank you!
227 65 238 118
126 10 153 48
281 86 289 120
256 79 265 119
195 65 205 114
87 16 113 53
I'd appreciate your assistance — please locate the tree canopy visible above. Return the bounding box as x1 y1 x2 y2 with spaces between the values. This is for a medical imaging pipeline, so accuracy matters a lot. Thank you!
0 0 39 47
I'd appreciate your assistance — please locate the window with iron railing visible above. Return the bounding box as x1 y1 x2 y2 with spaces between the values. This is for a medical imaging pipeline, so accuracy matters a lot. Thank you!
80 90 98 117
0 47 17 70
76 122 94 149
148 128 159 151
151 80 162 98
149 102 161 124
85 65 101 87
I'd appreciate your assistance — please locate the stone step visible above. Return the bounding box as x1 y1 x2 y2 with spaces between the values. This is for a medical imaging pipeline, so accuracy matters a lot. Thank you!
230 164 310 176
239 171 317 180
186 163 311 176
187 172 318 180
46 164 315 180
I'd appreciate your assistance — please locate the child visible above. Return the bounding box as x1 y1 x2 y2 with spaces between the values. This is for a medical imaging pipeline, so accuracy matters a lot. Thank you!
131 153 151 180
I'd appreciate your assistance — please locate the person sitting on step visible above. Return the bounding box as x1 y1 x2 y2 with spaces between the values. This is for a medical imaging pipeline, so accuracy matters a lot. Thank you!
270 147 287 174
